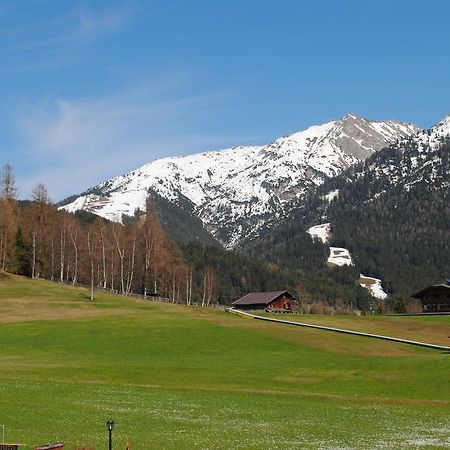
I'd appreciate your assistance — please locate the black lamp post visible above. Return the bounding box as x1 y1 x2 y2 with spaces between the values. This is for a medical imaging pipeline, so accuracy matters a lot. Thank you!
107 418 114 450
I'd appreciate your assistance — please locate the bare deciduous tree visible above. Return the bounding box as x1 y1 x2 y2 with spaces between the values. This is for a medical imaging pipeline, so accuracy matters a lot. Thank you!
87 229 95 301
0 165 18 272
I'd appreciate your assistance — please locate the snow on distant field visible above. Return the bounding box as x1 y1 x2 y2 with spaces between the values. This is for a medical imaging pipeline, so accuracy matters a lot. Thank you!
328 247 353 266
359 275 388 299
307 223 331 243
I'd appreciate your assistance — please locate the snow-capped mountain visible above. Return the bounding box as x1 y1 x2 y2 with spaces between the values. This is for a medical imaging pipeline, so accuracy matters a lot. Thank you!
341 114 450 195
430 114 450 141
241 113 450 300
61 113 419 248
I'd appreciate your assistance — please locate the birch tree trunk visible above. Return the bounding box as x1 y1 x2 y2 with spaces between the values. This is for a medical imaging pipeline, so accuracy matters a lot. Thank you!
172 273 176 303
70 232 78 286
101 226 107 289
110 247 115 291
202 271 207 307
125 232 136 295
112 224 125 294
60 226 65 282
186 270 190 305
50 237 54 281
31 230 36 279
87 231 95 301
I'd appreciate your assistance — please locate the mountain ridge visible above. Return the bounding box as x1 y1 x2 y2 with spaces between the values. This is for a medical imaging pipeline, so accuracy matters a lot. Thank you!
242 119 450 300
61 112 421 248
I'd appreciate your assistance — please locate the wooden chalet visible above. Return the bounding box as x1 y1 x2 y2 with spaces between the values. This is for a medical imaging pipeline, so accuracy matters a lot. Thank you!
411 281 450 313
231 290 296 312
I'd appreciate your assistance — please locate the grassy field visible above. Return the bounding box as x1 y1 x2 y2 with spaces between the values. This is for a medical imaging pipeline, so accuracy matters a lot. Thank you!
257 311 450 347
0 274 449 449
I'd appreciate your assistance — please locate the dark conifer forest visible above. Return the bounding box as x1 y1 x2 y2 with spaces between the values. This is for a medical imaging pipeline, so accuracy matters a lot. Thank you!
243 138 450 303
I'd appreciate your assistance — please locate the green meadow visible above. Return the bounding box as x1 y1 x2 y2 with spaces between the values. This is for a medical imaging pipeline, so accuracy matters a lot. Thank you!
0 275 449 449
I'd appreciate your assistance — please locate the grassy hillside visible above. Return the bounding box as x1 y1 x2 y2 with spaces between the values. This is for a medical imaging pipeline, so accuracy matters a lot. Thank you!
0 274 449 449
257 312 450 347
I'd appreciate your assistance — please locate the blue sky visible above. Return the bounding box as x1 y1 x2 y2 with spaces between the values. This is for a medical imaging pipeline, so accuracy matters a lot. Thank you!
1 0 449 200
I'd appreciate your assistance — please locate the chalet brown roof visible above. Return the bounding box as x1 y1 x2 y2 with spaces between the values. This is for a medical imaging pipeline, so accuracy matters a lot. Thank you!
232 290 292 306
411 284 450 299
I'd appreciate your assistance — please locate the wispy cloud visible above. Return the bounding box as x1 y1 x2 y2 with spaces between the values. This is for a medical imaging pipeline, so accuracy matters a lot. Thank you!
2 3 136 46
69 4 137 43
15 79 236 200
0 2 138 71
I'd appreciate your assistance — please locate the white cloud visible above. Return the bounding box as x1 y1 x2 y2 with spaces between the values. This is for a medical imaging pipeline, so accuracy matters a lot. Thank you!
15 81 237 200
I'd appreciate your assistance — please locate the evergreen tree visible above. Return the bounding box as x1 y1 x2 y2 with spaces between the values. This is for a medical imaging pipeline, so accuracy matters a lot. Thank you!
15 228 32 276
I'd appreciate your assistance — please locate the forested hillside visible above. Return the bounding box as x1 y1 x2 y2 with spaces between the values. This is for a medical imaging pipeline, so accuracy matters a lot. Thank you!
244 137 450 301
145 189 220 246
1 164 374 310
179 241 372 309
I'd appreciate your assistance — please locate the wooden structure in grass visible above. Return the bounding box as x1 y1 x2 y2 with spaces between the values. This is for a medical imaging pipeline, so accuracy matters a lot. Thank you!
232 290 296 312
411 282 450 312
34 444 64 450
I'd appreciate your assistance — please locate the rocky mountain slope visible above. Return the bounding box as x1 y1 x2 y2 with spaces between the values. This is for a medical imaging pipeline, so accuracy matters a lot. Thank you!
244 114 450 300
61 113 418 248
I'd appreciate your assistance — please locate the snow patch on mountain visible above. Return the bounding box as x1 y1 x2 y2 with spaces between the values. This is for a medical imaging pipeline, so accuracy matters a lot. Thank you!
328 247 353 266
359 275 388 299
307 223 331 243
321 189 339 203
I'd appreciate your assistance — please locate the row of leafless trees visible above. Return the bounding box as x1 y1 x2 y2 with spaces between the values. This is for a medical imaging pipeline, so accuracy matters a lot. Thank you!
0 165 217 304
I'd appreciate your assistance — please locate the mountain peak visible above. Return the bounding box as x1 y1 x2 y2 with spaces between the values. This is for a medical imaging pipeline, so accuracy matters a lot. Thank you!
340 112 363 121
433 114 450 135
331 113 418 161
61 114 421 248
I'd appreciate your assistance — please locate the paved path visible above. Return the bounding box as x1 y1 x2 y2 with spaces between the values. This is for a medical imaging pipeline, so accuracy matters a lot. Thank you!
229 309 450 352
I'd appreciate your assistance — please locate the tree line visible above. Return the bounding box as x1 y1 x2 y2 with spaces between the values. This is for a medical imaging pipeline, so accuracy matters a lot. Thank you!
2 163 357 311
0 164 218 304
